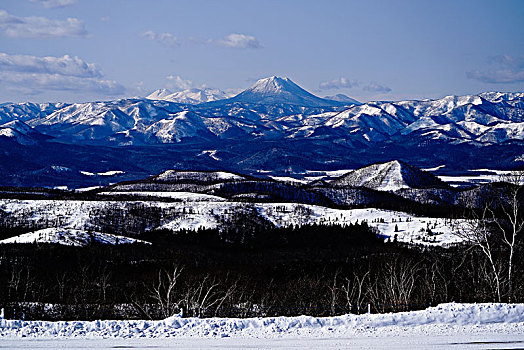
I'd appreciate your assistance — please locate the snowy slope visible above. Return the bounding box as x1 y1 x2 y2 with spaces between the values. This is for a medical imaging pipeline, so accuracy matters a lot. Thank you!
332 160 448 191
0 199 464 246
152 170 246 182
0 228 150 246
220 76 344 107
0 303 522 339
0 88 521 148
147 88 230 104
0 120 48 145
98 191 227 201
323 93 361 105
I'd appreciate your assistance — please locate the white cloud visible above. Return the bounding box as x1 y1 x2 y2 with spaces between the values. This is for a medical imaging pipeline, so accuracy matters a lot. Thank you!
141 31 261 49
319 77 358 90
141 30 181 47
215 33 261 49
29 0 77 8
362 82 392 93
0 72 125 96
0 10 87 38
0 52 101 78
166 75 193 90
467 55 524 84
0 53 124 96
319 76 391 93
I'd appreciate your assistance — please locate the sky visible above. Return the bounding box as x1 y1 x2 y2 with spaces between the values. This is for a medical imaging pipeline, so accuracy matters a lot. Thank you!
0 0 523 103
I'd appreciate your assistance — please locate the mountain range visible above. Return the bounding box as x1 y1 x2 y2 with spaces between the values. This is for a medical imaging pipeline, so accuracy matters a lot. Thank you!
0 76 523 187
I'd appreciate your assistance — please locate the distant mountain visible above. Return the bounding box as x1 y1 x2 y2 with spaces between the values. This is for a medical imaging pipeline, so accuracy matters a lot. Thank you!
0 120 49 145
147 87 230 104
323 94 361 105
0 102 67 124
216 76 345 107
146 88 173 100
331 160 449 191
0 87 523 187
152 170 247 183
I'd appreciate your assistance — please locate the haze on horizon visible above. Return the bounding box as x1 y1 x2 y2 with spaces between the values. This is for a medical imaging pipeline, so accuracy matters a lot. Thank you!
0 0 523 104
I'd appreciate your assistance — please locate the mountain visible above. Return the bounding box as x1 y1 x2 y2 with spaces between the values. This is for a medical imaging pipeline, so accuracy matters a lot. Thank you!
0 120 50 145
0 89 523 187
331 160 449 191
216 76 345 107
146 88 173 100
147 88 230 104
0 102 67 124
324 94 361 105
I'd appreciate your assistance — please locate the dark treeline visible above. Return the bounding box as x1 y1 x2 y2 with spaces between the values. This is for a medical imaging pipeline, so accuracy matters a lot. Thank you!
0 222 522 321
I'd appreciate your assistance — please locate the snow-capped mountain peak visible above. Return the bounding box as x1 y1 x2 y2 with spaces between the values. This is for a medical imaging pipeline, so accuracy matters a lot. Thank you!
147 88 173 100
248 76 296 94
224 76 344 107
147 87 230 104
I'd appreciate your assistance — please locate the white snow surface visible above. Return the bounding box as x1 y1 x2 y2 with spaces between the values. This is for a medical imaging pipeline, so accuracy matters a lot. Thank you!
0 228 150 247
98 191 227 201
0 303 522 340
0 199 463 246
155 170 244 182
97 170 125 176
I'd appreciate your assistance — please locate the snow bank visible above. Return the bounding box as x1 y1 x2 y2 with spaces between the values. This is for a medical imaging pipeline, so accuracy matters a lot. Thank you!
0 303 522 339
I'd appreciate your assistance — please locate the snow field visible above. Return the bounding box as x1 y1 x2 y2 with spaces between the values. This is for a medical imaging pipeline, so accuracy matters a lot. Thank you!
0 303 522 339
0 228 150 246
0 199 462 246
97 191 227 201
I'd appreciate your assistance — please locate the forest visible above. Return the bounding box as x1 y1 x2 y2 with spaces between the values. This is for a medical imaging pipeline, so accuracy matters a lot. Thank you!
0 219 522 321
0 173 522 321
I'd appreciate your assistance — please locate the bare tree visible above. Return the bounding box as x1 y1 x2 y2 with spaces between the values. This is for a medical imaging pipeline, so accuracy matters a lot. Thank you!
369 257 420 312
452 170 523 302
492 171 523 301
453 204 502 302
183 274 227 317
56 271 69 302
328 270 340 316
149 266 183 318
341 269 370 314
95 266 112 303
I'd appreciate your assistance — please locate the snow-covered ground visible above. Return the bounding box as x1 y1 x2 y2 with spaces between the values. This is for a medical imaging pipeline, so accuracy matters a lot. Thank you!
0 198 462 246
0 303 522 349
0 228 150 246
4 334 524 349
438 169 512 186
97 191 227 201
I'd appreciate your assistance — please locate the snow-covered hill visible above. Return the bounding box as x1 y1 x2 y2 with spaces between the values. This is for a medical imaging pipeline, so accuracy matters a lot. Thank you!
0 228 150 246
332 160 449 191
0 198 464 246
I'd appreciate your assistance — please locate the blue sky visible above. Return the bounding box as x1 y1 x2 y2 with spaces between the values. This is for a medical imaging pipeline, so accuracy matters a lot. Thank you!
1 0 523 103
